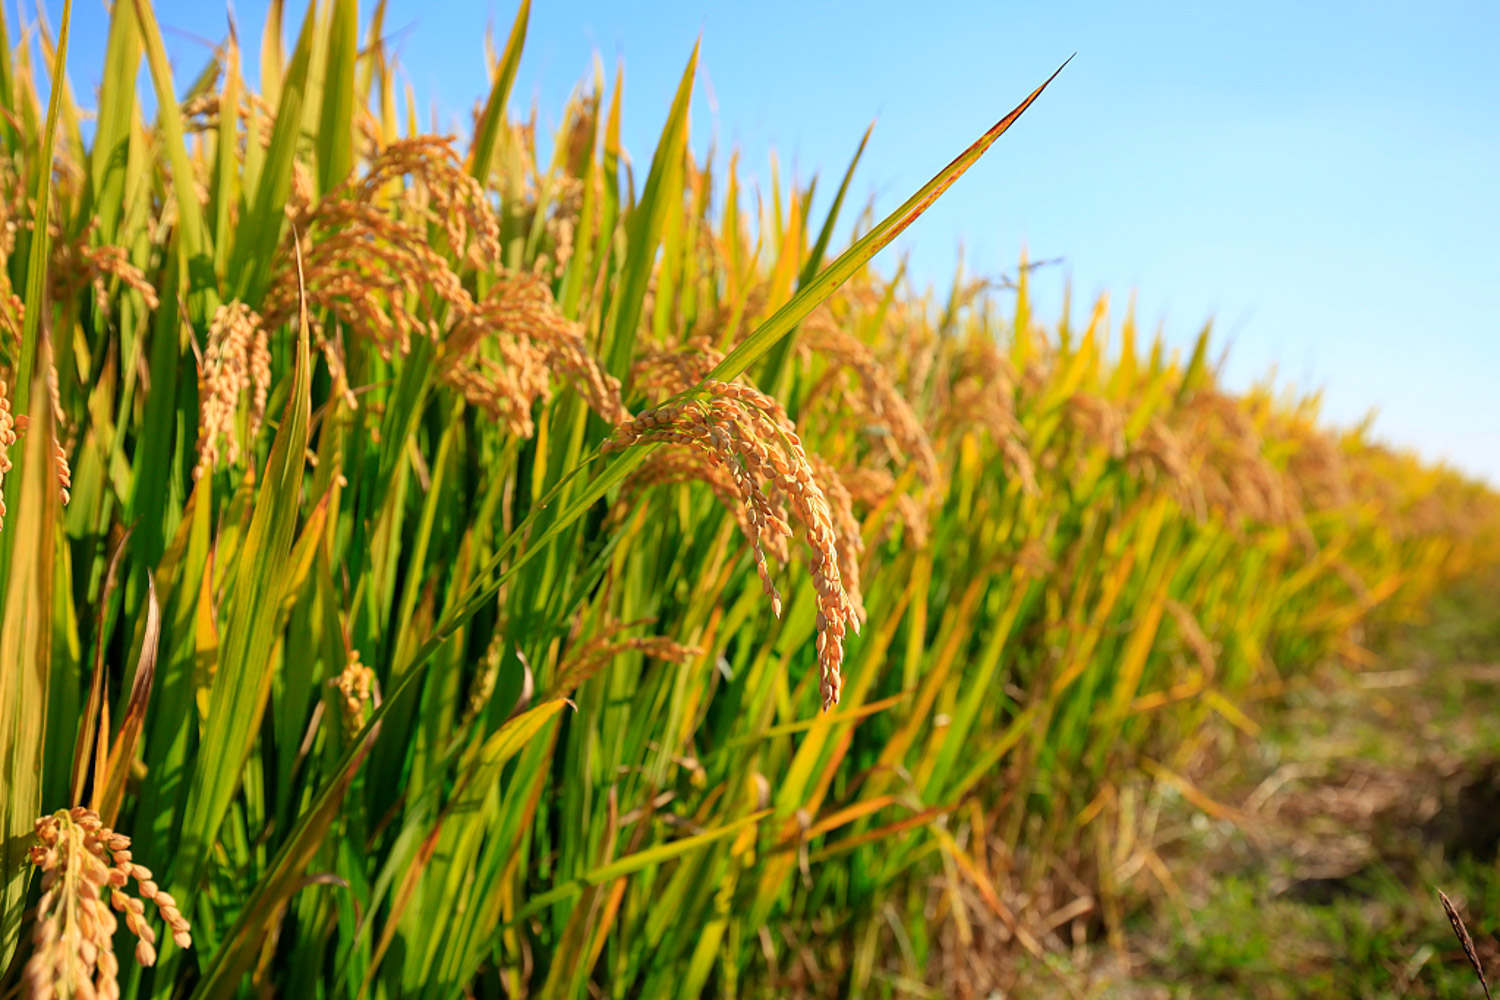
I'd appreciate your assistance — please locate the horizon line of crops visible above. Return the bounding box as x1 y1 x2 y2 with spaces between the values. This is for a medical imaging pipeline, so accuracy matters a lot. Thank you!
2 0 1498 997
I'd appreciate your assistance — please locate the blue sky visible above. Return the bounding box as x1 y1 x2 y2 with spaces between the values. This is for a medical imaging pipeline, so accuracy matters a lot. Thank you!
50 0 1500 484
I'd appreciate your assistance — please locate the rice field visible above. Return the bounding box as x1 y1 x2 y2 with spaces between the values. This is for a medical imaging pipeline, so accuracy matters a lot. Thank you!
2 1 1497 998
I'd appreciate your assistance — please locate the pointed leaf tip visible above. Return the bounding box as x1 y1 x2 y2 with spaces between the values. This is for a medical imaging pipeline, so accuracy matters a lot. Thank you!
706 55 1071 385
891 53 1073 241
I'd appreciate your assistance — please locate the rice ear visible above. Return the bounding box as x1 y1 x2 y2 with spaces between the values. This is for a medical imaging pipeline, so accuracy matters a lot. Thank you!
606 376 859 710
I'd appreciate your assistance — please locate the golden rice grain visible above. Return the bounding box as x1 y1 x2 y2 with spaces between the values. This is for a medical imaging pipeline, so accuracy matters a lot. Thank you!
330 650 377 739
605 379 860 710
444 275 626 434
553 619 701 693
193 302 271 481
800 307 940 497
22 808 192 1000
0 379 14 530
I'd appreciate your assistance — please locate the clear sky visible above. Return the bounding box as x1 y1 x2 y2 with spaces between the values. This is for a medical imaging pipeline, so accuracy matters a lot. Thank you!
50 0 1500 484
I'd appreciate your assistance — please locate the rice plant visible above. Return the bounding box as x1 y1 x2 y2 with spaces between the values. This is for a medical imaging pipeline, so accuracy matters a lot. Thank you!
1 1 1495 998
